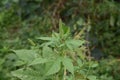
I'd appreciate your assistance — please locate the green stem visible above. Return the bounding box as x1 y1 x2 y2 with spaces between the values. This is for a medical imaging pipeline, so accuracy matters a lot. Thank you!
63 67 66 80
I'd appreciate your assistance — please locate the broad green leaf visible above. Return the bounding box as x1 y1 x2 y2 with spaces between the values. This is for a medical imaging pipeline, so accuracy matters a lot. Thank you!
91 63 98 68
12 68 43 80
13 50 37 63
11 69 25 79
14 60 26 66
42 46 54 58
45 58 61 76
62 57 74 74
29 58 50 66
66 40 85 49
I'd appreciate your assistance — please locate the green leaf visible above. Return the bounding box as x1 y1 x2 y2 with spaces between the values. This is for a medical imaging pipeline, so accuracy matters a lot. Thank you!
91 63 98 68
76 48 86 60
77 58 83 67
66 40 85 49
12 68 43 80
52 32 59 38
42 46 54 58
59 19 69 37
11 69 25 79
28 39 36 46
62 57 74 74
14 60 26 66
41 41 53 47
66 42 73 50
45 58 61 76
13 50 37 63
63 27 70 38
29 58 50 66
37 37 52 41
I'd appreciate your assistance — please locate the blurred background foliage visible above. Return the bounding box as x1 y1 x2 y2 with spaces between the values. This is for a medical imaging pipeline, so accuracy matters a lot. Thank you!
0 0 120 80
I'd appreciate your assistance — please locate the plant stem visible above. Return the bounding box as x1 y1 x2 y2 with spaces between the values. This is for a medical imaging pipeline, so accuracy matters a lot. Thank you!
63 51 67 80
63 67 66 80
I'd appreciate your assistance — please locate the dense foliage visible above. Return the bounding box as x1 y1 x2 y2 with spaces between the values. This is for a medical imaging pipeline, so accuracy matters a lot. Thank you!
0 0 120 80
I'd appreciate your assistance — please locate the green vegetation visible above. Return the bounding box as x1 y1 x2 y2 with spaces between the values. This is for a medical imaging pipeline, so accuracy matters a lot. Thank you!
0 0 120 80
